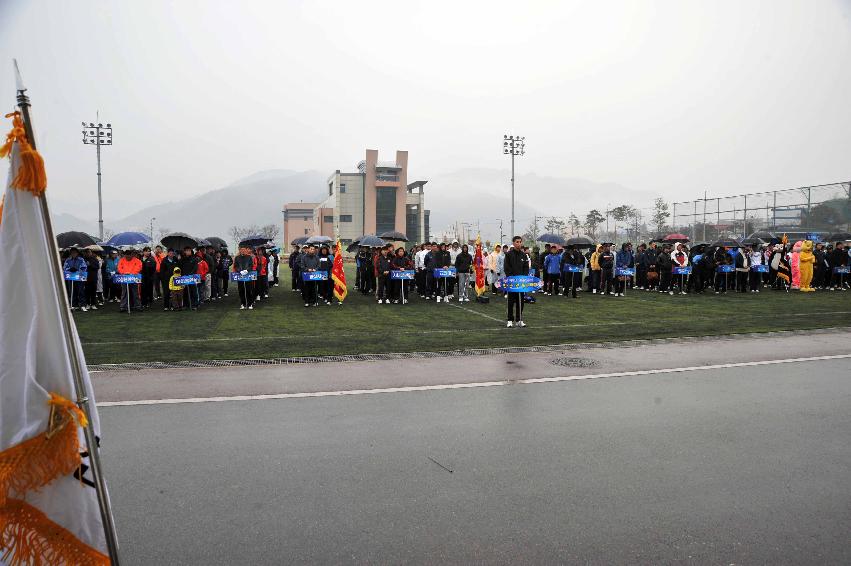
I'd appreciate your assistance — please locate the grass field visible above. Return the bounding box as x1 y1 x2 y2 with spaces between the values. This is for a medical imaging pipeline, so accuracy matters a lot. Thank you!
73 266 851 365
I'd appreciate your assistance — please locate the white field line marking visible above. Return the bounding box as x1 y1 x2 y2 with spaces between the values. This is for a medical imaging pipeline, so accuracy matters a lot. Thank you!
97 353 851 407
81 310 851 346
448 301 505 323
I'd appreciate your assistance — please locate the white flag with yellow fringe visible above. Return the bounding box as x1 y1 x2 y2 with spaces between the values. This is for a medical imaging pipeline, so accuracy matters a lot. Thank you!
0 112 110 564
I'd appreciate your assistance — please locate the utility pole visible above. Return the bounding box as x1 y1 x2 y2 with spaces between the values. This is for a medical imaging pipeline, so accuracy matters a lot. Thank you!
82 114 112 241
502 134 525 238
497 219 505 244
150 217 156 241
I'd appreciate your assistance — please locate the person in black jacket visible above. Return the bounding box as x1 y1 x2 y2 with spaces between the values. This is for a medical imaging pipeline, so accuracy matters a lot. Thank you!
375 247 392 304
431 243 452 302
288 245 301 292
140 247 158 308
317 246 333 305
597 243 615 295
455 244 473 302
178 246 201 309
656 244 673 293
504 236 531 327
560 245 584 298
391 247 414 303
159 249 179 310
83 249 100 310
298 245 321 306
829 242 848 290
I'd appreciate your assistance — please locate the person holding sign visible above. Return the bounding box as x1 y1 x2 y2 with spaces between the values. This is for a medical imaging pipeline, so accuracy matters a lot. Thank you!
504 236 531 327
318 246 333 305
299 244 321 307
63 247 88 311
391 247 414 304
117 249 143 312
614 243 634 296
168 267 185 310
178 247 201 310
671 243 689 295
560 245 584 298
233 245 257 309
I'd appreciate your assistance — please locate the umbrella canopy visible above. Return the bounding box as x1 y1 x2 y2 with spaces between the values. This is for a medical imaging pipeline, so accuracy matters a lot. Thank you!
196 238 211 248
306 235 334 245
711 237 742 248
825 231 851 242
740 237 765 246
161 232 199 251
379 230 408 242
100 244 120 255
537 233 566 245
56 231 98 249
663 233 690 243
204 236 228 251
346 242 360 253
358 235 386 248
565 236 594 248
291 236 310 246
105 231 152 248
748 231 776 241
690 243 709 253
239 234 271 248
84 243 104 252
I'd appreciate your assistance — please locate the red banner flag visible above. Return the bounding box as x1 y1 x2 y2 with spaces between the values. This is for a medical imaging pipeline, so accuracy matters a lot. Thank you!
332 239 347 302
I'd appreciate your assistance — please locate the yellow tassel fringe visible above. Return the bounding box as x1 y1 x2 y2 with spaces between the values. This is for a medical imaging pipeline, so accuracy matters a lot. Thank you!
0 394 86 507
0 498 109 566
1 111 47 196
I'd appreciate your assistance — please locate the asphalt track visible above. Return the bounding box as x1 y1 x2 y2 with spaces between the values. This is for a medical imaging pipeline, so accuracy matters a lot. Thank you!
95 330 851 565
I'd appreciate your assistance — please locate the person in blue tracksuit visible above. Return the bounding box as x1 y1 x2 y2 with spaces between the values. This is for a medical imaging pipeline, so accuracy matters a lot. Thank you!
614 242 634 296
543 247 563 296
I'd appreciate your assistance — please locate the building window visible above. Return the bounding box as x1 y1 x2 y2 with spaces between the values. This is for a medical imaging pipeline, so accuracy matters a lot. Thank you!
376 187 397 235
377 173 398 182
340 214 352 222
406 205 420 243
329 182 333 196
323 215 333 223
340 183 346 193
304 228 309 235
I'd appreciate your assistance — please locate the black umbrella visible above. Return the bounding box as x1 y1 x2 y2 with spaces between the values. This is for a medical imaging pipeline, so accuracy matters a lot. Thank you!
740 237 765 246
205 236 227 251
537 233 566 245
690 243 709 254
161 232 199 251
826 231 851 242
358 235 386 248
748 231 776 241
196 238 211 248
306 235 334 245
346 242 360 253
100 244 120 255
379 230 408 242
711 237 742 248
56 231 98 249
239 234 270 248
291 236 310 246
565 236 594 248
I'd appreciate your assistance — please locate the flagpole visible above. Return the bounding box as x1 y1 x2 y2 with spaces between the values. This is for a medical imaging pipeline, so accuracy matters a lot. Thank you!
14 60 122 565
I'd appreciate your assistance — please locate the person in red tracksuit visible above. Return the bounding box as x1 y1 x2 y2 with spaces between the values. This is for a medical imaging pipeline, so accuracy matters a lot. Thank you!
255 248 269 301
196 250 209 302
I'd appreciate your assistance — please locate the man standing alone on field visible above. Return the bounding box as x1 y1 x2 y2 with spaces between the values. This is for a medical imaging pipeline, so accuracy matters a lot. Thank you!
503 236 530 328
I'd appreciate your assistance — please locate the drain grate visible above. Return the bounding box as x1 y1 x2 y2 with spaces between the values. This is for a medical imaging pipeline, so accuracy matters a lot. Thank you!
549 356 600 368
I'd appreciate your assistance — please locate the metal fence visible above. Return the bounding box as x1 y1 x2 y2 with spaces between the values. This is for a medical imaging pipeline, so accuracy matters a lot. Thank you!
670 181 851 241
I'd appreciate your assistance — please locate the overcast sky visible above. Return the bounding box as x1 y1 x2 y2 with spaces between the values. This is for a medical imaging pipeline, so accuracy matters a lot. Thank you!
2 0 850 210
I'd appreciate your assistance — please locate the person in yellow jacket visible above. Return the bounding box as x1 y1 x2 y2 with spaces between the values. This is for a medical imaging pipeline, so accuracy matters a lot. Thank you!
589 244 602 294
168 267 185 310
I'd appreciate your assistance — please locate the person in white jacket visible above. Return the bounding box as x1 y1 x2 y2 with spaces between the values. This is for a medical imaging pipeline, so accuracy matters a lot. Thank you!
748 246 763 293
670 243 690 295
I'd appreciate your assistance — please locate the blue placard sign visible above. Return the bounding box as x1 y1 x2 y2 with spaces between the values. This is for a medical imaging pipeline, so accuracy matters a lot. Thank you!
692 254 703 263
112 273 142 284
230 270 258 282
806 232 822 243
615 267 635 277
716 265 735 273
751 264 769 273
302 271 328 281
496 275 543 293
434 267 457 278
174 274 201 285
64 271 88 282
833 266 850 274
390 270 415 280
673 266 693 275
563 264 583 273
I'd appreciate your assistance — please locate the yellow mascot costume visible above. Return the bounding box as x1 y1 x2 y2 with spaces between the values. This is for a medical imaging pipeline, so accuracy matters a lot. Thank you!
799 240 815 292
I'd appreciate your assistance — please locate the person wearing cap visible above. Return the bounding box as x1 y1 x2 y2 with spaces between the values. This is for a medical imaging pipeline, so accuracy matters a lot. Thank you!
159 249 179 310
117 248 143 312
